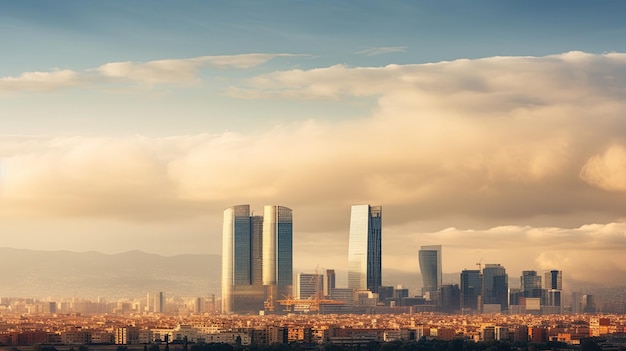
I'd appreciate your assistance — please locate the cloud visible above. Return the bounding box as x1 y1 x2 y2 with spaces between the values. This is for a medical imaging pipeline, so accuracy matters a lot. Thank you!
0 69 81 93
580 145 626 191
97 53 301 84
0 53 303 93
356 46 408 56
4 52 626 285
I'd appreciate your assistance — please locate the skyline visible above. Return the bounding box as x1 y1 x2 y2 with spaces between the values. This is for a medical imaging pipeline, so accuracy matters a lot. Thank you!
2 1 626 288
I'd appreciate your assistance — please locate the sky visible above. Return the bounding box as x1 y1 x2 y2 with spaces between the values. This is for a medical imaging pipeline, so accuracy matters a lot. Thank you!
2 1 626 288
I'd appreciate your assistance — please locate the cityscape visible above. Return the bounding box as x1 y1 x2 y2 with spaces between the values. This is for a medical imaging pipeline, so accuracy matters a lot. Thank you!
3 1 626 351
2 204 626 350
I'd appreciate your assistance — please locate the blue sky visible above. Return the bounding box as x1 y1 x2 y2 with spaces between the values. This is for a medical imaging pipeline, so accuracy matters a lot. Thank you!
2 1 626 287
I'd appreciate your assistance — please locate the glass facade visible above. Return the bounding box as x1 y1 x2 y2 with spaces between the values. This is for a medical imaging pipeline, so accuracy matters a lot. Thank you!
460 269 482 310
418 245 442 295
482 263 508 311
263 205 293 299
222 204 291 314
348 204 382 293
521 270 542 298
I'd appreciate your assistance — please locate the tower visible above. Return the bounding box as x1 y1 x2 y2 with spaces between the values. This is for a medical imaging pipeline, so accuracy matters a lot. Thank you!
521 270 542 298
460 269 482 311
262 205 293 307
347 204 382 293
221 204 269 313
482 264 508 312
325 269 336 297
544 270 562 290
418 245 442 296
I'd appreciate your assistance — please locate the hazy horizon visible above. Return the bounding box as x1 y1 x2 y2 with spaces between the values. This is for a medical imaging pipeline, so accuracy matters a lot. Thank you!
2 1 626 288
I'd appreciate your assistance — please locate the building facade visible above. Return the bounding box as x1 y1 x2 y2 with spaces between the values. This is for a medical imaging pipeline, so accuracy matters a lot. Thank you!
482 264 508 312
222 204 292 313
296 273 324 300
263 205 293 307
460 269 481 311
347 205 382 293
418 245 442 296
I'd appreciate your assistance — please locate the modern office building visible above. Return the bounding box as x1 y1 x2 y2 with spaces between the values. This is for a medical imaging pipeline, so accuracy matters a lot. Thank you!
419 245 442 296
222 204 292 313
460 269 482 311
295 273 324 300
153 292 164 313
262 205 293 307
521 270 542 298
347 204 382 293
482 264 508 312
325 269 336 297
544 270 563 290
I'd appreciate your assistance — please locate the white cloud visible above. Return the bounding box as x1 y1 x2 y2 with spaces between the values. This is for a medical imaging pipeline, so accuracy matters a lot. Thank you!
0 69 81 93
0 53 304 93
97 53 300 84
580 145 626 191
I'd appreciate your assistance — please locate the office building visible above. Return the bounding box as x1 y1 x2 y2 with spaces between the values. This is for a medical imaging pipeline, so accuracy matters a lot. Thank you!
521 270 542 298
153 292 164 313
222 204 292 313
263 205 293 307
347 204 382 293
295 273 324 300
325 269 336 297
419 245 442 296
544 270 562 290
460 269 481 311
438 284 460 313
482 264 508 312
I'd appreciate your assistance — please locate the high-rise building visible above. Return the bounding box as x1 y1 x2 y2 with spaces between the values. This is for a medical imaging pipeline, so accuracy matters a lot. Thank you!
222 204 292 313
460 269 482 311
419 245 442 296
347 204 382 293
263 205 293 307
521 270 542 298
544 270 562 290
482 264 508 312
325 269 336 297
153 292 164 313
295 273 324 300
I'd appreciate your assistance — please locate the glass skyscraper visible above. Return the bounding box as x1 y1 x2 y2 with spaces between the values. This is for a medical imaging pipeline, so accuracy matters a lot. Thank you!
221 204 292 314
482 263 508 311
347 204 382 293
418 245 442 296
263 205 293 306
460 269 481 311
521 270 542 298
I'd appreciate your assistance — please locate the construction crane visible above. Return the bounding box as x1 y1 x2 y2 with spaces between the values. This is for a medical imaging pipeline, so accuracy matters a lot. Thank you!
277 266 344 313
476 258 483 272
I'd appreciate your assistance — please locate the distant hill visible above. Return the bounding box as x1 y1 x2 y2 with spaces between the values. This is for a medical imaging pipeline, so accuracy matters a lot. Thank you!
0 248 220 299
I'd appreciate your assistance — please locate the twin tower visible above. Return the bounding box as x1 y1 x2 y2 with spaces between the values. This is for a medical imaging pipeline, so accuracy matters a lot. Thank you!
221 205 293 313
222 204 382 314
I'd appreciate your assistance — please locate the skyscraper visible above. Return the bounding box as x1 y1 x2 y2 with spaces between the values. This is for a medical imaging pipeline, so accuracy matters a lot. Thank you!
221 204 292 313
482 264 508 312
419 245 442 296
544 270 562 290
325 269 336 297
460 269 482 311
347 204 382 293
263 205 293 305
521 270 542 298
